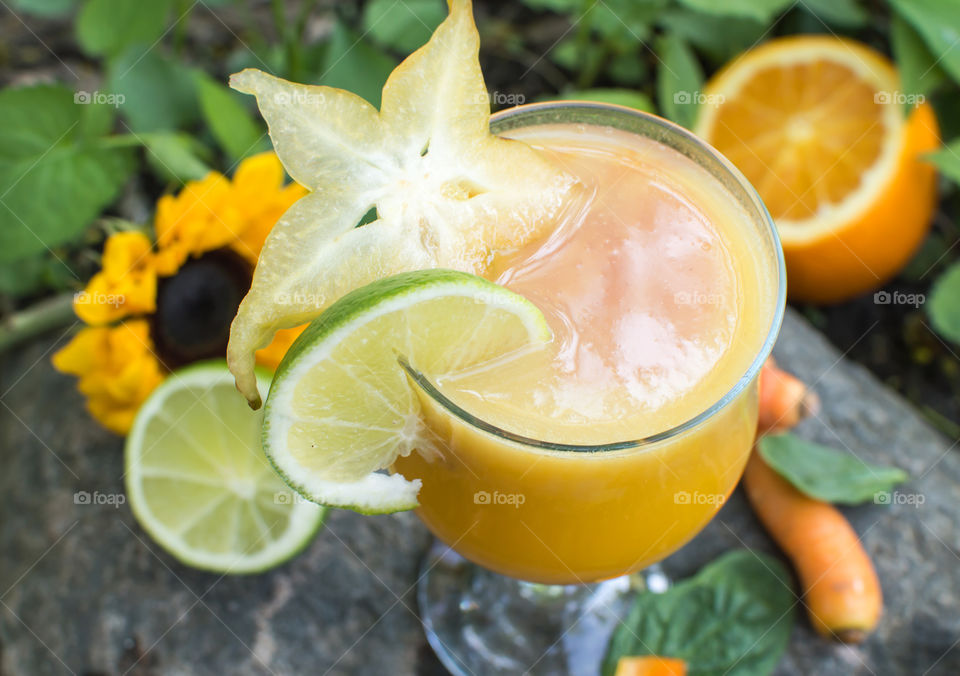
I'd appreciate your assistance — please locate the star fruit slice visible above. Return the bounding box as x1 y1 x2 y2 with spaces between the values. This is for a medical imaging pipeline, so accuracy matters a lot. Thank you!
226 0 575 407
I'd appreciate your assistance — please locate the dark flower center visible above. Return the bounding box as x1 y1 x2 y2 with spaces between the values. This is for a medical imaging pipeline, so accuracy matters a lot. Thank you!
151 248 252 370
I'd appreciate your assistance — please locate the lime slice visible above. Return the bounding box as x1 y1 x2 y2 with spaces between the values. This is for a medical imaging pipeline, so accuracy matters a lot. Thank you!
125 362 326 573
263 269 551 514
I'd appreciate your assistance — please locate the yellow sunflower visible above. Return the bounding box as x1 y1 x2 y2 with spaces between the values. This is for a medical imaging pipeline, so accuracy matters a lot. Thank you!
53 152 308 435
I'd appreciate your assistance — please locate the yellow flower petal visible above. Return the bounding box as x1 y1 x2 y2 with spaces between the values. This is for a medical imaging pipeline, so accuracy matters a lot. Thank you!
233 151 285 194
254 324 307 371
53 321 165 435
155 172 235 274
74 232 156 325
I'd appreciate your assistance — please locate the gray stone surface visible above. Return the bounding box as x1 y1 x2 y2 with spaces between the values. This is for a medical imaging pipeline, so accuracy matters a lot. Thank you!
1 309 958 675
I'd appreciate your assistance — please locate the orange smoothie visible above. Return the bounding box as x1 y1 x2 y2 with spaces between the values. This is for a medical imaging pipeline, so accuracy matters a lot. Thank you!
393 119 779 584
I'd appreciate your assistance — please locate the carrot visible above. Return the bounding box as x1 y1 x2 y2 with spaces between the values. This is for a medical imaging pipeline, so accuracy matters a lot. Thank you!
615 656 687 676
758 357 820 432
743 451 882 642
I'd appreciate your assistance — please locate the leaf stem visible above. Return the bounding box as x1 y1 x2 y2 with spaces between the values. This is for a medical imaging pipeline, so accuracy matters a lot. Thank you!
0 293 77 355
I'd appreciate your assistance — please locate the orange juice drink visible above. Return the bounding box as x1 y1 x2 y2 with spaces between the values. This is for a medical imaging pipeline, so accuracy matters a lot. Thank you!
394 105 782 584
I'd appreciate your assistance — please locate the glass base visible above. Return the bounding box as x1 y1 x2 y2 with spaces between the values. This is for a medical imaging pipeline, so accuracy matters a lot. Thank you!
418 540 670 676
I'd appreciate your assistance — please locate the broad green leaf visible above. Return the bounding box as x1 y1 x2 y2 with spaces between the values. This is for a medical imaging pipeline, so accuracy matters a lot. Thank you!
549 39 581 71
797 0 868 27
139 132 212 182
107 46 200 133
658 9 765 64
10 0 78 16
607 50 648 85
892 15 947 108
924 139 960 185
76 0 172 58
759 433 908 504
656 32 703 129
0 85 134 262
901 231 949 282
929 261 960 344
588 0 664 44
317 22 398 107
194 72 268 161
676 0 792 23
546 88 654 112
889 0 960 85
602 550 794 676
362 0 446 53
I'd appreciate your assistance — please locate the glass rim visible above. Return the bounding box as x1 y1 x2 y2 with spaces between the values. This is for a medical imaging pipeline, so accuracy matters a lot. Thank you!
405 100 786 453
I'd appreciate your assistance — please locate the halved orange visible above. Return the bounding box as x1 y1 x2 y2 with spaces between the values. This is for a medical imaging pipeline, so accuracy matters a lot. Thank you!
696 36 939 304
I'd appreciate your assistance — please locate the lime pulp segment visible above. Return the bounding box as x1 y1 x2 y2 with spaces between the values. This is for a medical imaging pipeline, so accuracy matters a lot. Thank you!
262 270 551 514
125 361 326 574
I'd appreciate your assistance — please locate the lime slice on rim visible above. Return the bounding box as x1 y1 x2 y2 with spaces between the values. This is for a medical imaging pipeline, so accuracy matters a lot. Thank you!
262 269 551 514
125 362 326 574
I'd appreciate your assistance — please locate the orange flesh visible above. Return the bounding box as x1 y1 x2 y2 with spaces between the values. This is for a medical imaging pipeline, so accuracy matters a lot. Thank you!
709 61 887 222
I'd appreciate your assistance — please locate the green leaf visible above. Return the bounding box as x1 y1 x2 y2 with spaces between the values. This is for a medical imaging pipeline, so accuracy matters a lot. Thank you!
139 132 212 182
194 72 268 161
901 231 949 282
76 0 173 58
106 45 200 133
607 50 648 85
588 0 664 44
676 0 792 23
797 0 868 27
362 0 446 53
547 88 654 112
759 433 908 505
0 85 134 262
923 139 960 185
929 261 960 344
316 22 398 108
602 550 795 676
889 0 960 85
658 9 765 65
656 32 703 129
892 15 947 104
9 0 78 16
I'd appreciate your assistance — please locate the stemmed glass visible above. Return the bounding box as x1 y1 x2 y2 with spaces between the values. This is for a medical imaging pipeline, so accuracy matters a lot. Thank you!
392 103 786 675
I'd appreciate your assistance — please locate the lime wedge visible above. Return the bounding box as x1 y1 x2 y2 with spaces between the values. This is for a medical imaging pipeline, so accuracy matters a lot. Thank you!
125 362 326 573
262 270 551 514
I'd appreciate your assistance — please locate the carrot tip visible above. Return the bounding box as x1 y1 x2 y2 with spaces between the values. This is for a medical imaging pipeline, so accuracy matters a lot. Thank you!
800 390 821 420
830 627 869 644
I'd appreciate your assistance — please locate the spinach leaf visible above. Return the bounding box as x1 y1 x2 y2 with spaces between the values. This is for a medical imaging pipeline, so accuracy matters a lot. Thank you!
759 433 908 504
603 550 795 676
